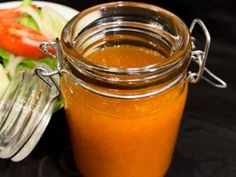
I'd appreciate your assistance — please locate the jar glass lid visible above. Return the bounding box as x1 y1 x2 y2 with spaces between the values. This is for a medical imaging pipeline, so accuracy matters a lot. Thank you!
0 66 59 162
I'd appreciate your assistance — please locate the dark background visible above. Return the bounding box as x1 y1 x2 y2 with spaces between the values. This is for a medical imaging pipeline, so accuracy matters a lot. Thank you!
0 0 235 177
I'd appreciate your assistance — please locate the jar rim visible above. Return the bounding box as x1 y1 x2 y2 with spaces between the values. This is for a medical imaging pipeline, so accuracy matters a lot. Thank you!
58 1 193 98
61 1 191 76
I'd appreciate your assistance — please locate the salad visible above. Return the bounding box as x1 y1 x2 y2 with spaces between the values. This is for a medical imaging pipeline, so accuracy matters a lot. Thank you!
0 0 70 110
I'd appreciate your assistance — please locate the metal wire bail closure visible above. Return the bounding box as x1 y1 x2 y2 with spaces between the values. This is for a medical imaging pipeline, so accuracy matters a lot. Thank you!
38 39 61 96
38 19 227 100
188 19 227 88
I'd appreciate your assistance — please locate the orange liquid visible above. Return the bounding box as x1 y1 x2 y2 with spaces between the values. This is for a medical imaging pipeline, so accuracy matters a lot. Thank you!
61 45 188 177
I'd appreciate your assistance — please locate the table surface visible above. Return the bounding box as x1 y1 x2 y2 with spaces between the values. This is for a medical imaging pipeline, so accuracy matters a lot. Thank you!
0 0 235 177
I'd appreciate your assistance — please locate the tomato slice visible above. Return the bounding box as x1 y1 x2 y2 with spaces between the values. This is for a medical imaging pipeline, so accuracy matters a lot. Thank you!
0 20 51 58
0 8 21 20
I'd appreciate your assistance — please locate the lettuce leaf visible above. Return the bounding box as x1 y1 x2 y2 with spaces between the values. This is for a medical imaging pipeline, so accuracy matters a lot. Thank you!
41 6 67 38
37 57 57 69
23 0 31 6
16 57 57 73
53 97 64 112
19 16 39 31
0 64 10 98
15 60 37 72
0 48 10 67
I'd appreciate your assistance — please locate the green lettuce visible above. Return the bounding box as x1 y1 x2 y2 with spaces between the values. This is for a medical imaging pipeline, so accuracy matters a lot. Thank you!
19 16 39 31
23 0 31 6
0 48 10 67
15 57 57 73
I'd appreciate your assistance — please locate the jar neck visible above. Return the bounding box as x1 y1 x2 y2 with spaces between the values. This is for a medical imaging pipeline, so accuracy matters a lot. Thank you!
60 2 191 97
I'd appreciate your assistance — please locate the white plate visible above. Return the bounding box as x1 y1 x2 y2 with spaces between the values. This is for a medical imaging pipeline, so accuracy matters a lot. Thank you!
0 1 78 20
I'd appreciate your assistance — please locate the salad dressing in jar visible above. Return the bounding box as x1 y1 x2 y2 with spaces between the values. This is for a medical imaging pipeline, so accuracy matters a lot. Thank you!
61 46 189 177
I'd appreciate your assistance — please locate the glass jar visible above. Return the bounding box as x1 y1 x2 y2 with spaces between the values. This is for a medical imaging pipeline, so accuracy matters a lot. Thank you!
23 1 226 177
57 2 190 177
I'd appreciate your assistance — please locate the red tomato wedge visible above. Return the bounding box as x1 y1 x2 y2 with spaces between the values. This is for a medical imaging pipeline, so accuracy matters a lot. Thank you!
0 8 22 20
0 19 51 58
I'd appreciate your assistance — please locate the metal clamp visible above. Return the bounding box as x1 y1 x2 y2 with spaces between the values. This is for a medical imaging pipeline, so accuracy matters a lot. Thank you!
35 66 61 98
38 39 63 97
39 42 56 58
38 19 227 99
188 19 227 88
